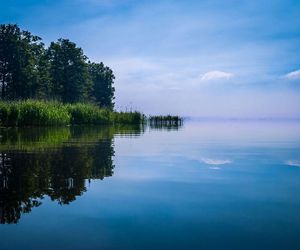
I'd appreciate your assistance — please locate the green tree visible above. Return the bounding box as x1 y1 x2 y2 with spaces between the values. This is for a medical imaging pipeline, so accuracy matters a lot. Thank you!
47 39 92 103
0 24 116 105
33 48 53 99
0 24 44 99
88 62 115 109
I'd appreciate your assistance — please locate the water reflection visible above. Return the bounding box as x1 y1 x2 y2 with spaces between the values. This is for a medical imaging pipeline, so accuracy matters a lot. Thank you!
0 125 144 224
148 121 183 131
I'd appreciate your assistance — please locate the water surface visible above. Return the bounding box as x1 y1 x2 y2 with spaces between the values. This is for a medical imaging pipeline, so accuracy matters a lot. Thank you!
1 121 300 250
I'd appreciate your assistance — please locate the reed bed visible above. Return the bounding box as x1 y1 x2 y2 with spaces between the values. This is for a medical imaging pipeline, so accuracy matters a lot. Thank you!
0 100 182 127
0 100 70 126
0 100 144 126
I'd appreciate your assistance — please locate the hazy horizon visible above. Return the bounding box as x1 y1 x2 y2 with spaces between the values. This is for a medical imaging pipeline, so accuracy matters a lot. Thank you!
1 0 299 117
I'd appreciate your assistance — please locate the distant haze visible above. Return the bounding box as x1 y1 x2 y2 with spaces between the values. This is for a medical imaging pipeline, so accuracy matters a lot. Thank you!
1 0 300 117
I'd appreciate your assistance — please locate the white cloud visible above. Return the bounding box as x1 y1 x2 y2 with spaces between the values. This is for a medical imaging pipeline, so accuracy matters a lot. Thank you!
286 160 300 167
285 69 300 80
201 71 234 81
201 158 232 165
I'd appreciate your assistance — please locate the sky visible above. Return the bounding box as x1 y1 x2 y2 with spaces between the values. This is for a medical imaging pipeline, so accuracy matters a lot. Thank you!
1 0 300 118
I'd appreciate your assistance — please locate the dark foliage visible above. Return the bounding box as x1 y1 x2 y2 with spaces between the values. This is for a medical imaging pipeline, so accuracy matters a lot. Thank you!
0 24 114 107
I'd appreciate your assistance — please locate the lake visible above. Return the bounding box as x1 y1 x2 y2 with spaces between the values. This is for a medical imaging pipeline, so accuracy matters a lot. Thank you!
1 120 300 250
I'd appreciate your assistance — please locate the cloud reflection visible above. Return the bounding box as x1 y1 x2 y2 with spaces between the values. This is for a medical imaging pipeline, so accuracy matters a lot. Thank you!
286 160 300 167
201 158 232 165
208 166 221 170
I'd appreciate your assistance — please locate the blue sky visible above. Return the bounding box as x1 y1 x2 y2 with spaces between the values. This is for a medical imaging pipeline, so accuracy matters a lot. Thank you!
1 0 300 117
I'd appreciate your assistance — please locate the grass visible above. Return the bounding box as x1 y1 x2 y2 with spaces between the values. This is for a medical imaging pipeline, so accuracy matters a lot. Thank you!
0 100 183 127
110 111 145 125
0 100 145 126
66 103 110 125
0 100 70 126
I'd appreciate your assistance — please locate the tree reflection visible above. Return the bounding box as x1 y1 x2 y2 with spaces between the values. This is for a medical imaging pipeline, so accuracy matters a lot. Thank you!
0 125 135 224
0 152 44 224
0 122 179 224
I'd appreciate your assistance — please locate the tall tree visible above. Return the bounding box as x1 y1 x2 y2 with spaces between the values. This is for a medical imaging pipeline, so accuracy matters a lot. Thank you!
33 47 53 99
0 24 44 99
0 24 116 105
88 62 115 109
47 39 92 103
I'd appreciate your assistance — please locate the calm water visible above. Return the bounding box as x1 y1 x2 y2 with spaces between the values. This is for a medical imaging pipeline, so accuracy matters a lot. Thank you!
1 121 300 250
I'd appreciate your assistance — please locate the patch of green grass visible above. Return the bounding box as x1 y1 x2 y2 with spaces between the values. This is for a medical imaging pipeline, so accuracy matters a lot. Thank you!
110 111 145 125
0 100 70 126
66 103 110 125
0 100 145 127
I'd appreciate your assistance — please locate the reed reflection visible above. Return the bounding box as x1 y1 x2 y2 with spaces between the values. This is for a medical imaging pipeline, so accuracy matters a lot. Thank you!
148 121 183 131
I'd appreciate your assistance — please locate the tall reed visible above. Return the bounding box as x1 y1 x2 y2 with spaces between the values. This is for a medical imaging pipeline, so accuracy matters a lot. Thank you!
0 100 70 126
0 100 145 127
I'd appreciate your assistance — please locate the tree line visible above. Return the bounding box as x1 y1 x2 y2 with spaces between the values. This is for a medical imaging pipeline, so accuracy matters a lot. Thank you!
0 24 115 108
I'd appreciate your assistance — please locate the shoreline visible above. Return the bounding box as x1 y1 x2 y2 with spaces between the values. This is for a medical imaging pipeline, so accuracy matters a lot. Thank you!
0 99 183 127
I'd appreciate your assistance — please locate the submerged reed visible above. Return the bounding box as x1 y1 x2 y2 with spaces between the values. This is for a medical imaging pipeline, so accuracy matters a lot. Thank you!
149 115 183 126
